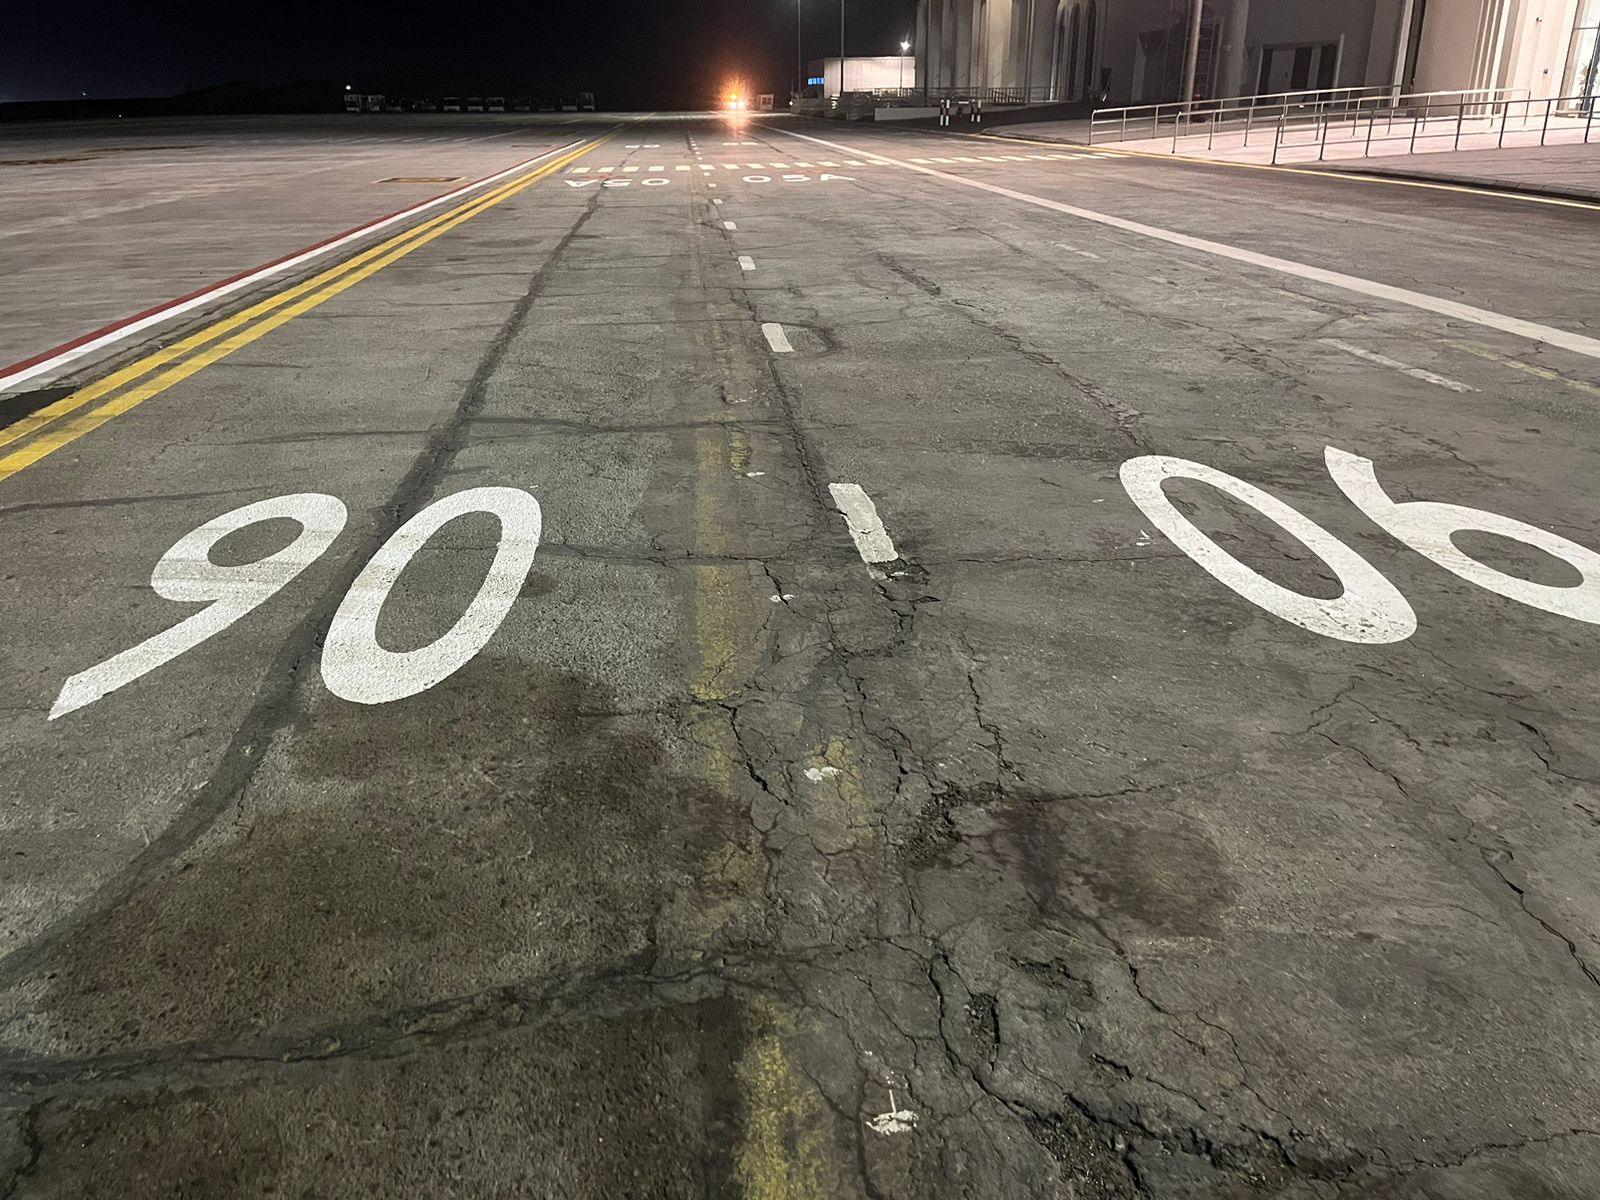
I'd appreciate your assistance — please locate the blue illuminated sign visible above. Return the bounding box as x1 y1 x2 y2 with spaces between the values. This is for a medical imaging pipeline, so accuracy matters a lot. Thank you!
807 76 825 86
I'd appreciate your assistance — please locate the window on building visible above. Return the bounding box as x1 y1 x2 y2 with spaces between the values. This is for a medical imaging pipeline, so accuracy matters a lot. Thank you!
1562 0 1600 107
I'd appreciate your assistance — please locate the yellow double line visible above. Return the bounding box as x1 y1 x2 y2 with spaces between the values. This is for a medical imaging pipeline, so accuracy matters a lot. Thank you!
0 135 609 486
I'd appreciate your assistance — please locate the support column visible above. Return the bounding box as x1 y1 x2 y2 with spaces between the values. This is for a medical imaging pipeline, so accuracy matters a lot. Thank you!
1218 0 1251 97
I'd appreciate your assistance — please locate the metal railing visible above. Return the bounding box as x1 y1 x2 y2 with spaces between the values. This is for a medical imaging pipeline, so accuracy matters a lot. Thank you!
1090 84 1396 145
848 85 1063 106
1262 90 1597 163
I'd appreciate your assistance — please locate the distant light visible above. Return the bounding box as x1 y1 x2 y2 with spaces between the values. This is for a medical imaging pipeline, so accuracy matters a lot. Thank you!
345 84 353 90
901 40 911 52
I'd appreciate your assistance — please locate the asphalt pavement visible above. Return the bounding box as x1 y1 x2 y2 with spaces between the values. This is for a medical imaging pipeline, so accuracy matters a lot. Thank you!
3 112 1600 1199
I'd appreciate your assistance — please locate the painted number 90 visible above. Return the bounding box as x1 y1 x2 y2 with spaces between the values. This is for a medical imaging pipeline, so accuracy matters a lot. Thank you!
51 487 542 720
1120 445 1600 643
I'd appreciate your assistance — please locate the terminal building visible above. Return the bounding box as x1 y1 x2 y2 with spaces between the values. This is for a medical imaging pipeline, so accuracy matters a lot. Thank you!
913 0 1600 107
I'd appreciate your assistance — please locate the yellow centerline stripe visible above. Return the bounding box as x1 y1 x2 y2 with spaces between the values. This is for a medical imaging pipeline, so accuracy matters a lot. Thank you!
0 137 609 485
0 141 601 456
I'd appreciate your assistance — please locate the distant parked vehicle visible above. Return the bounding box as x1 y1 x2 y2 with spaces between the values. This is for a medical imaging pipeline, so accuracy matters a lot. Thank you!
383 98 404 112
578 91 596 111
487 96 506 112
343 92 362 113
442 96 462 112
466 97 485 112
511 97 531 112
536 98 555 112
559 97 578 112
362 94 385 113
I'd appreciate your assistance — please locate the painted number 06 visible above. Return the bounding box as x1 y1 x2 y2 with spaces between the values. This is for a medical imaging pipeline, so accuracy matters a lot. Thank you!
1120 445 1600 643
51 487 541 720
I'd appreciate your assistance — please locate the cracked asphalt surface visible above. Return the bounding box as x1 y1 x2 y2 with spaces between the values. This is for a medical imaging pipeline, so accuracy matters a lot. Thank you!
2 112 1600 1198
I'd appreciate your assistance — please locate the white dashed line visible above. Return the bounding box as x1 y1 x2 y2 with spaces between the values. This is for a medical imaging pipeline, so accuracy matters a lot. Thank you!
761 323 794 353
737 255 756 271
724 220 738 230
829 484 899 565
1321 339 1477 393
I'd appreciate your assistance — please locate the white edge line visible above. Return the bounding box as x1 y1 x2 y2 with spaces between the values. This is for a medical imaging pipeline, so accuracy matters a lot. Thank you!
1321 339 1476 393
778 127 1600 365
829 482 899 564
761 322 794 353
0 138 589 395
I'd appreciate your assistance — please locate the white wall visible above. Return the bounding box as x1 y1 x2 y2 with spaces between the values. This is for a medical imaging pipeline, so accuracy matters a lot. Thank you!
815 57 919 94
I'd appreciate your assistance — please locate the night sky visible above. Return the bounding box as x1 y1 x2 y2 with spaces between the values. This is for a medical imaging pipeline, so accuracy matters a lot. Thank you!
5 0 919 109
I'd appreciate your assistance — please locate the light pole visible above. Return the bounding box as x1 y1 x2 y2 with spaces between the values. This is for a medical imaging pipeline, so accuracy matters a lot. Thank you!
839 0 846 97
796 0 804 99
900 39 911 91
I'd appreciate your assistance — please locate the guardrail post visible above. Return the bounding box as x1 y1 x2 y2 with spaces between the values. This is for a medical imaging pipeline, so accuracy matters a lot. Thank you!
1272 111 1284 164
1454 100 1465 150
1587 100 1596 145
1409 106 1420 154
1244 105 1252 147
1542 97 1551 146
1365 106 1376 157
1498 99 1509 147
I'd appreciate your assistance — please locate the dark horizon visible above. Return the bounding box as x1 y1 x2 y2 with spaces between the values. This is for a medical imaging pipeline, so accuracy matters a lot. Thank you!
5 0 919 110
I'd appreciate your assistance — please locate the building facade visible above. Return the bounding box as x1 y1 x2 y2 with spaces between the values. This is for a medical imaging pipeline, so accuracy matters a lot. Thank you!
914 0 1600 107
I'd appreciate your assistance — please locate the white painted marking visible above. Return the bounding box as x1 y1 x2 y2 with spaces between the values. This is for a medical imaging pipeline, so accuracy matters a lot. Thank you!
51 494 349 719
641 177 670 186
700 165 715 172
748 162 765 169
724 220 738 230
712 198 724 204
722 163 740 170
818 160 839 166
648 165 664 172
770 162 791 169
793 161 814 167
622 165 640 173
737 255 756 271
602 179 630 188
780 127 1600 364
829 483 899 564
818 174 854 182
743 175 771 183
570 166 590 174
910 158 933 164
804 766 842 781
1321 338 1475 393
0 140 589 395
322 487 542 705
675 164 690 171
844 159 865 166
596 166 614 173
867 1090 918 1136
761 323 794 353
564 179 599 188
1119 456 1416 644
1327 446 1600 624
745 470 764 477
